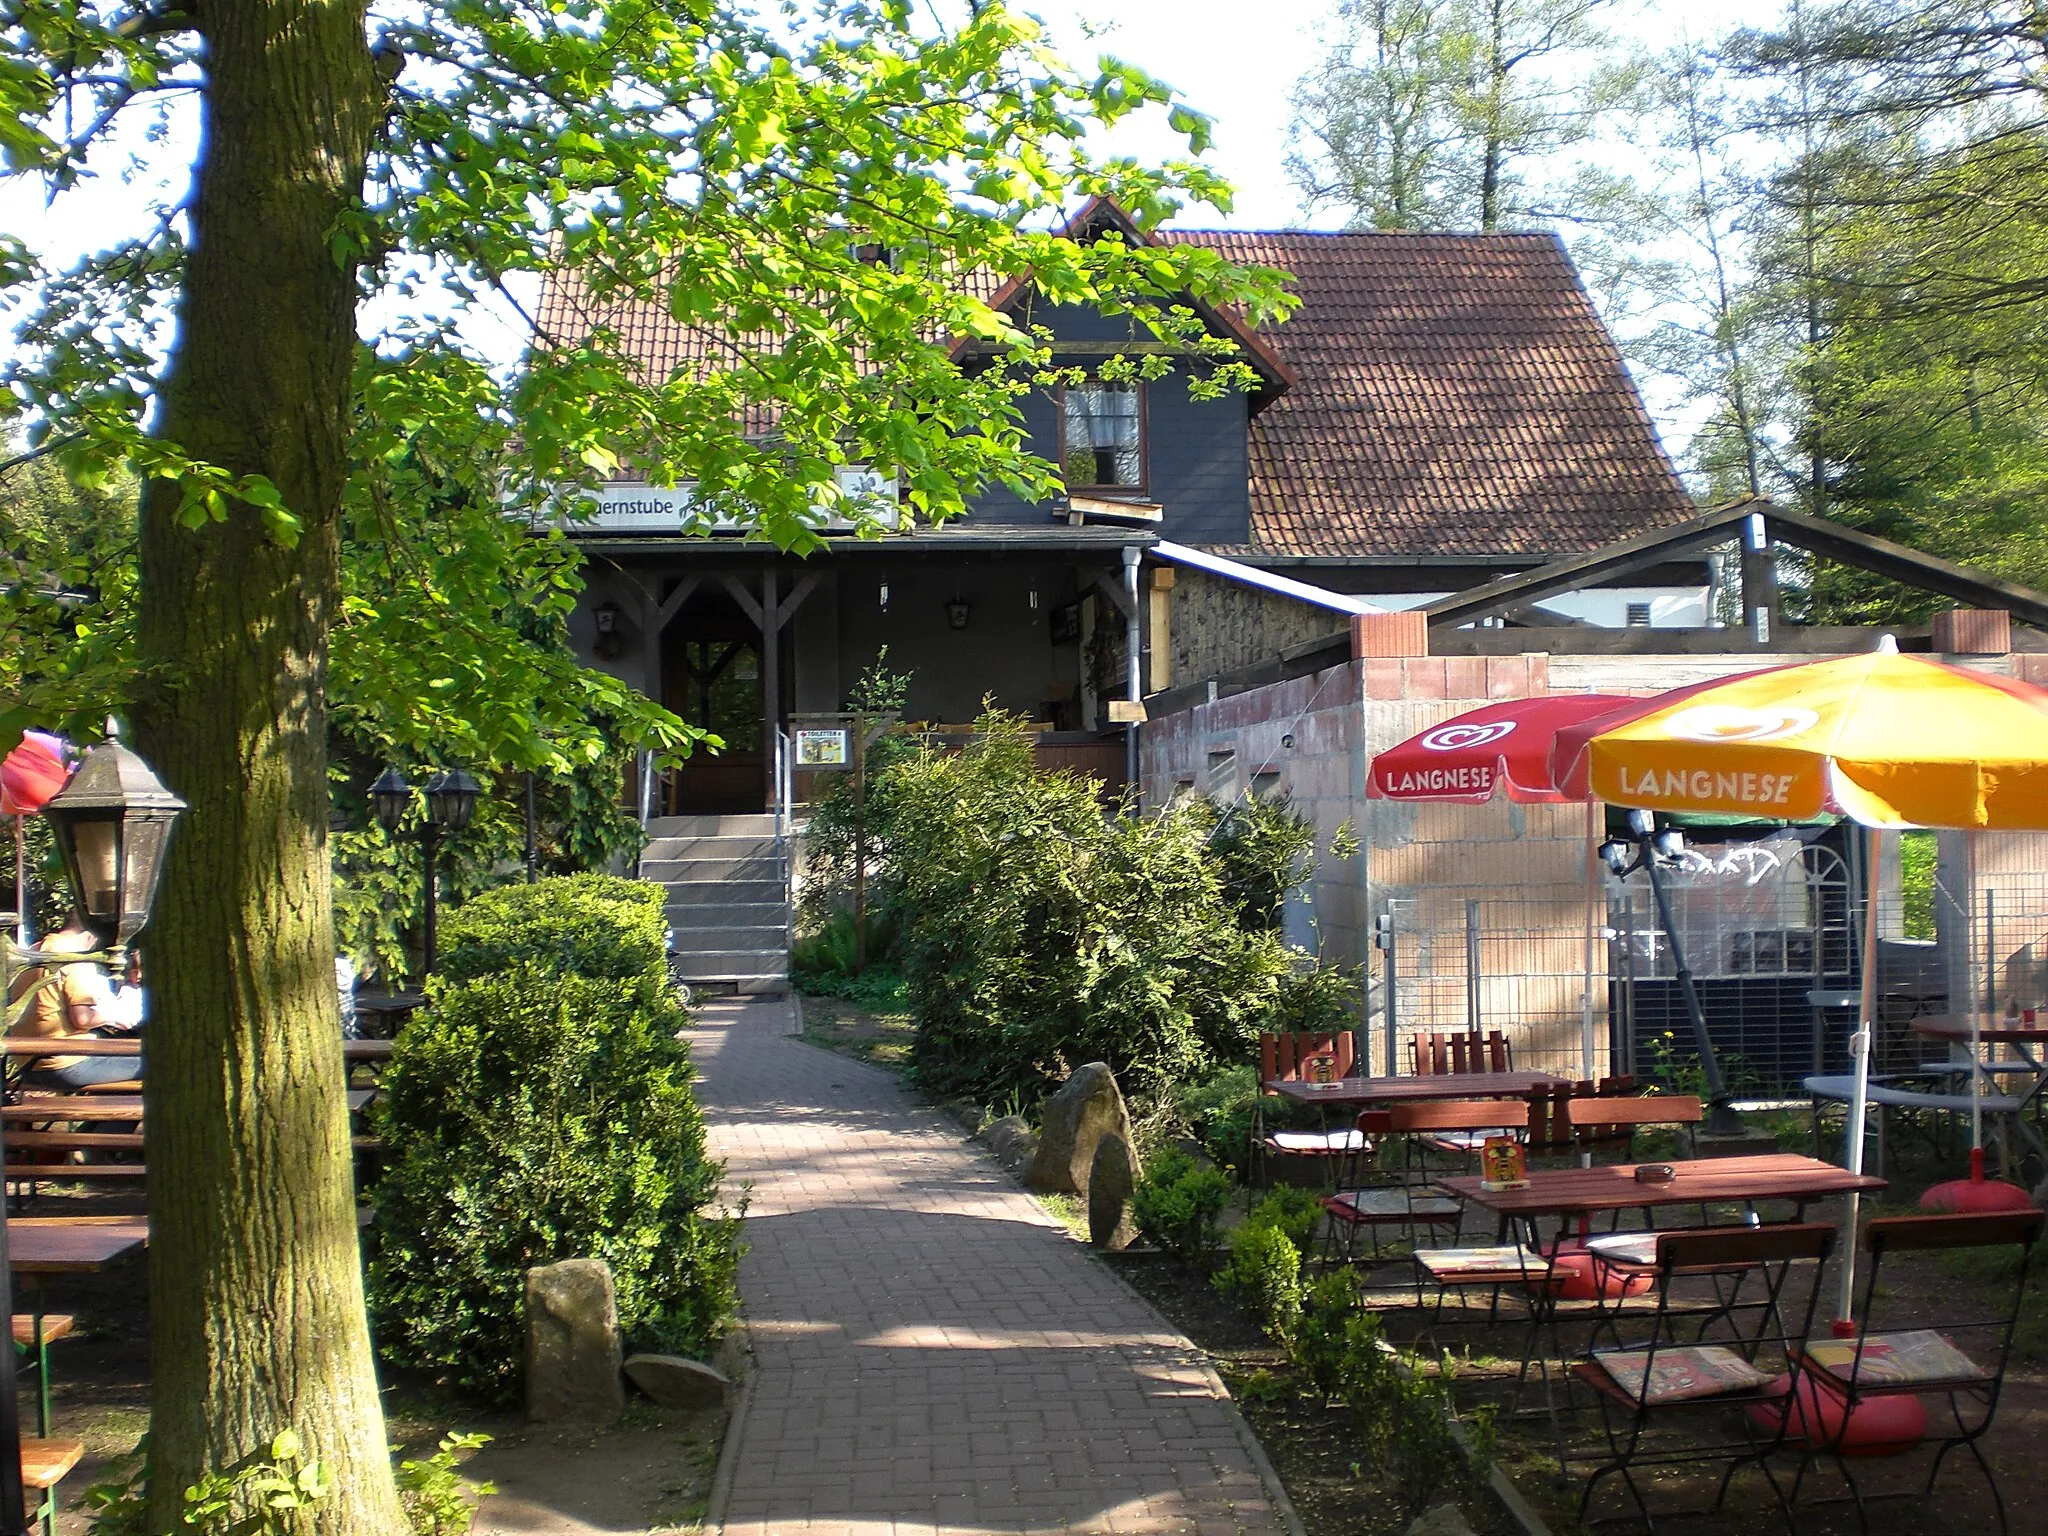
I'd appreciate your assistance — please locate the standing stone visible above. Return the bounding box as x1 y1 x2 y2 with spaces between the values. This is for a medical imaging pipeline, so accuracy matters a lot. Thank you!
1088 1131 1140 1250
1026 1062 1134 1195
525 1259 624 1423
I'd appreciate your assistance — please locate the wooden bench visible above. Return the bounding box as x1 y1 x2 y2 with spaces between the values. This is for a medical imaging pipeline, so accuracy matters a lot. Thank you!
11 1314 73 1347
22 1435 85 1536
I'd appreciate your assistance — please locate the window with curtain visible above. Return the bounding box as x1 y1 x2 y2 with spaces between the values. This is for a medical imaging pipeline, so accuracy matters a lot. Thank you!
1060 381 1145 489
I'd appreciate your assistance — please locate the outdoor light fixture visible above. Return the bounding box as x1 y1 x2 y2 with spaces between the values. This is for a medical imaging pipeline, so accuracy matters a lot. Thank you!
947 599 971 630
1652 826 1686 860
0 725 181 1534
40 724 187 951
371 764 479 974
370 765 411 833
424 768 481 832
1599 838 1632 876
591 599 626 660
1626 807 1656 838
878 581 891 613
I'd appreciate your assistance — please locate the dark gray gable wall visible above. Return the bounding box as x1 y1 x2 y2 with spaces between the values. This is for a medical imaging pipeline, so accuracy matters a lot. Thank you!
962 300 1252 546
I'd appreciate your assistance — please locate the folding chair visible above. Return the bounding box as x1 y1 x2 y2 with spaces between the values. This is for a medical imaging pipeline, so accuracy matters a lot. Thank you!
1564 1093 1703 1164
1411 1029 1513 1076
1571 1223 1836 1530
1252 1030 1361 1185
1319 1110 1466 1265
1785 1208 2046 1535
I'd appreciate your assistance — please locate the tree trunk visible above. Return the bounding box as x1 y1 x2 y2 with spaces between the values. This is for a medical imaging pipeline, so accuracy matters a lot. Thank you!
130 2 404 1532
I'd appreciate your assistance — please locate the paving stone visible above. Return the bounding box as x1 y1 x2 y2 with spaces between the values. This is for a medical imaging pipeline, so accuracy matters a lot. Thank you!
688 999 1282 1534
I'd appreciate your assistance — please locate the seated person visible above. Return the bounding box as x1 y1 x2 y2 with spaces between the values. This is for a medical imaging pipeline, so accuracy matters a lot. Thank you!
7 916 142 1089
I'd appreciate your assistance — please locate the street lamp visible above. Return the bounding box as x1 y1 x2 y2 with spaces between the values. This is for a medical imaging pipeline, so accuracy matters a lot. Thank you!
0 727 182 1536
1602 809 1746 1138
40 730 186 951
372 765 480 975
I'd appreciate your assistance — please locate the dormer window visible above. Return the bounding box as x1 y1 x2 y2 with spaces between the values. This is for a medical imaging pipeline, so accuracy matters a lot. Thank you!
1060 381 1146 491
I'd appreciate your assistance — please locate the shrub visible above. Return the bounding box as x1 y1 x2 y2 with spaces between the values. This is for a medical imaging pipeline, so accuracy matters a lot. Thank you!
1217 1218 1302 1341
433 871 670 988
1154 1064 1260 1171
1130 1147 1232 1265
889 711 1293 1108
1246 1186 1326 1260
1294 1269 1361 1401
370 878 740 1404
1332 1311 1495 1517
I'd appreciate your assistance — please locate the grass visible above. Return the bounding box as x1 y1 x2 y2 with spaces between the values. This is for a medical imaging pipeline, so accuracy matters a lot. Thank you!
800 1007 915 1067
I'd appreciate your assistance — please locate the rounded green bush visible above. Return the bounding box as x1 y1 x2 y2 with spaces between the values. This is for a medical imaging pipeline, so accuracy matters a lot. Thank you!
368 877 739 1404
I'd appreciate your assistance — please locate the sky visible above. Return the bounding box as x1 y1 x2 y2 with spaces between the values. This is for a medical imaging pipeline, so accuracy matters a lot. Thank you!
1 0 1793 460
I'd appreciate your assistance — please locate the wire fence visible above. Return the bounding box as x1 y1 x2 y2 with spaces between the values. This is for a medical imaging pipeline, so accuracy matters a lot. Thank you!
1367 830 2048 1097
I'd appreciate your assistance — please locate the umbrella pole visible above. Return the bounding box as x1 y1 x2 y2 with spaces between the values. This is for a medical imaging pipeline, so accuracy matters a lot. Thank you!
1582 797 1598 1081
1835 823 1883 1330
1970 829 1983 1154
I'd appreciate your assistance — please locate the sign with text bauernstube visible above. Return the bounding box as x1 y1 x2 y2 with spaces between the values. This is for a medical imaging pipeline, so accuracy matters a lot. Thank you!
560 467 901 534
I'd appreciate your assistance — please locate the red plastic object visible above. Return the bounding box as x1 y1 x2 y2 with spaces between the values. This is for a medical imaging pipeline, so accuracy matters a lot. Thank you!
1919 1147 2039 1214
1745 1370 1928 1457
1548 1241 1655 1302
1366 695 1635 804
0 731 70 815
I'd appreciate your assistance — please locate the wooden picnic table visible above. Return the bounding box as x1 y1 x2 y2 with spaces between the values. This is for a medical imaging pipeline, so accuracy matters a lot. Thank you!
4 1036 393 1062
1 1089 372 1122
1440 1152 1884 1220
1263 1070 1567 1106
1915 1013 2048 1045
5 1221 147 1274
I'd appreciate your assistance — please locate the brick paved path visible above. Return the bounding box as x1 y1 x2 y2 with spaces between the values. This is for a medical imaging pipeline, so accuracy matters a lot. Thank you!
687 996 1287 1536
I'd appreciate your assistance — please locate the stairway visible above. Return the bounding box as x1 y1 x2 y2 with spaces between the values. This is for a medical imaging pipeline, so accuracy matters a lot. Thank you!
642 813 790 995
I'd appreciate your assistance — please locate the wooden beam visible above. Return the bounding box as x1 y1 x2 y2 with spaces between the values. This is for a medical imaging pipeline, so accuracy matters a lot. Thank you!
774 572 818 629
718 573 763 627
1427 624 1934 656
1092 572 1133 620
760 569 778 809
1759 503 2048 632
653 575 700 631
1423 501 1756 627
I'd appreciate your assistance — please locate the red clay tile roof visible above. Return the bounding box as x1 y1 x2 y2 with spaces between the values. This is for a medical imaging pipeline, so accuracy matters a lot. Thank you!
1157 229 1693 558
535 222 1692 559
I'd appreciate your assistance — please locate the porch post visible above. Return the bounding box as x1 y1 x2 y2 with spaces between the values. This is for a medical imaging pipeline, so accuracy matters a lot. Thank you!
1122 546 1142 796
762 568 779 810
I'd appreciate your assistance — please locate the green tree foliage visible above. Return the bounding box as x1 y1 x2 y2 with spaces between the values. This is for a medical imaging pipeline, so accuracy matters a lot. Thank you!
370 876 738 1404
1728 1 2048 613
2 2 1290 1513
1291 0 1634 231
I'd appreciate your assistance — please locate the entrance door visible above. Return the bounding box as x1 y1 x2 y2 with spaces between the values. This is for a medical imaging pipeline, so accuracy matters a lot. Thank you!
663 593 765 814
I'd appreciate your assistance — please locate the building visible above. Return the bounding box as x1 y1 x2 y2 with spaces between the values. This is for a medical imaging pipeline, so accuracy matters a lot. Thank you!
540 199 1702 988
546 199 1700 816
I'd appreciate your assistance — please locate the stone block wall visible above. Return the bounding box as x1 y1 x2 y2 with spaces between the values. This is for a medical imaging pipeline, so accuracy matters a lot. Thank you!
1161 567 1350 693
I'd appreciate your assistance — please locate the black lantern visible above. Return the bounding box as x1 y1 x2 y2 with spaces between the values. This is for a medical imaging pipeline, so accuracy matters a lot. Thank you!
947 599 971 630
370 765 412 833
424 768 481 832
41 729 186 950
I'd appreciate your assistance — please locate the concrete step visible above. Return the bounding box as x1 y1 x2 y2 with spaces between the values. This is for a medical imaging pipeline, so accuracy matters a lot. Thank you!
645 813 777 838
685 975 790 997
674 950 790 978
664 883 785 910
663 897 782 921
669 925 787 954
638 843 774 868
642 855 781 884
